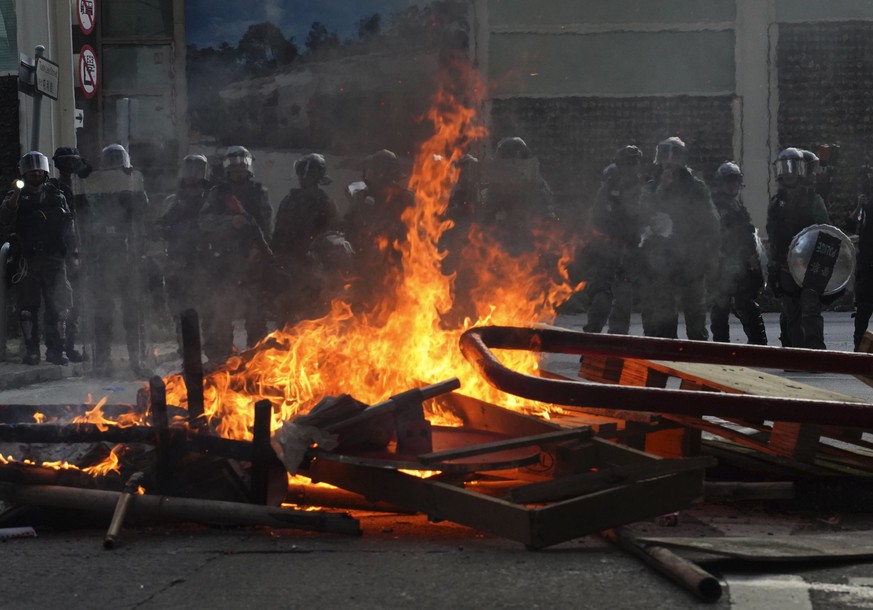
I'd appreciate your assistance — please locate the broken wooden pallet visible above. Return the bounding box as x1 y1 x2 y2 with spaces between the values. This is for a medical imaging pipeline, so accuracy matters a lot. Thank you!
575 354 873 472
304 393 713 549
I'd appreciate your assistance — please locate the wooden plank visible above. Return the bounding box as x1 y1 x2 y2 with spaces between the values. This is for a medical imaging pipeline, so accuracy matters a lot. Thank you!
417 427 593 464
530 468 705 549
309 457 535 546
508 456 716 504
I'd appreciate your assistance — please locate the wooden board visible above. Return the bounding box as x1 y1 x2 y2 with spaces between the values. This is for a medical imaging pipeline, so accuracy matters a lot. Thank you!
572 355 873 468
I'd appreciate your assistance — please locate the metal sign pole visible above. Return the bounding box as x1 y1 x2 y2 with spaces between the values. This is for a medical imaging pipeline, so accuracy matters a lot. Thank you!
30 45 45 152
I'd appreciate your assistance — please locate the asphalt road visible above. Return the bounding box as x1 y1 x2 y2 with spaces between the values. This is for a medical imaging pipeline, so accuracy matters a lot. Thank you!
2 312 873 609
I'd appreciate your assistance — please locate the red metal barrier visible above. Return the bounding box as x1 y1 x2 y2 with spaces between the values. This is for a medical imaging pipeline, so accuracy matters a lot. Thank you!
459 326 873 428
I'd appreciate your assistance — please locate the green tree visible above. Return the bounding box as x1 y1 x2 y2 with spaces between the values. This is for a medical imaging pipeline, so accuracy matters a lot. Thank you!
238 22 298 73
305 21 340 54
356 13 381 41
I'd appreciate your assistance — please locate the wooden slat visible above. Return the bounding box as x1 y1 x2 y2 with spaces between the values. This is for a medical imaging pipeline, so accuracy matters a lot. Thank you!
417 427 593 464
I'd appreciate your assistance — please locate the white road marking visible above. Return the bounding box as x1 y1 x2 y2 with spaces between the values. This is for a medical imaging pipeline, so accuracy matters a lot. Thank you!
727 575 873 609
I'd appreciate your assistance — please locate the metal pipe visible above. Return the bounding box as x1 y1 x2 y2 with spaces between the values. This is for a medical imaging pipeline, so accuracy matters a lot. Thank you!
603 527 722 603
459 326 873 428
104 472 143 549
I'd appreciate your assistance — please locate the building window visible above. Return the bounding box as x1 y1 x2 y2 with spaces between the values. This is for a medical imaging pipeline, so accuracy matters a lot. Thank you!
0 0 17 72
102 0 173 39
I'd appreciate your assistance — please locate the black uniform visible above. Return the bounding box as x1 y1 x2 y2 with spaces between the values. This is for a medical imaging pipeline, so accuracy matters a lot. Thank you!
343 183 415 311
438 175 482 326
199 186 272 360
271 186 338 321
83 168 149 374
582 165 641 335
766 186 830 349
155 186 207 347
48 174 87 361
709 190 767 344
202 179 272 347
1 182 74 364
638 167 720 340
849 189 873 350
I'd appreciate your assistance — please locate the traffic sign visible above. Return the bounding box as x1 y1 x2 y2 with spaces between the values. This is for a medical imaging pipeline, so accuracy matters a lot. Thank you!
35 56 59 100
77 0 95 35
78 45 98 99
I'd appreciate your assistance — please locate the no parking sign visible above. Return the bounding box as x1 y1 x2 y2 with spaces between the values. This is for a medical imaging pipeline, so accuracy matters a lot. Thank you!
77 0 95 35
78 45 98 99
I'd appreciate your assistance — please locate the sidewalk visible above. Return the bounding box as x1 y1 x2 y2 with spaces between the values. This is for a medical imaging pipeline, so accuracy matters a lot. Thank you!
0 339 180 391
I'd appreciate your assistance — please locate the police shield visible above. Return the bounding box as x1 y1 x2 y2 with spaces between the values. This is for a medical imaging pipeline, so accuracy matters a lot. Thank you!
787 224 855 295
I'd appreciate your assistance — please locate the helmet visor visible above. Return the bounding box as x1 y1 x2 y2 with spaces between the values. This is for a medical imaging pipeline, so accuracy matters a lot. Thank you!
655 143 686 167
775 158 807 178
180 156 209 182
19 153 50 174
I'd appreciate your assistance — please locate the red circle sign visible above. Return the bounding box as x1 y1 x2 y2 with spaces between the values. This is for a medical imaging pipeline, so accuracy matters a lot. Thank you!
78 45 99 99
77 0 96 35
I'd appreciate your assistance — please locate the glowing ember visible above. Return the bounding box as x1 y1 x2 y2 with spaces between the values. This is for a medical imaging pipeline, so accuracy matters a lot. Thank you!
164 63 581 440
33 412 45 424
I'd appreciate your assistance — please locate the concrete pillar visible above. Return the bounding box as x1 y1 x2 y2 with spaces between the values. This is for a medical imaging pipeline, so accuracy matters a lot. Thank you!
50 0 76 148
735 0 776 233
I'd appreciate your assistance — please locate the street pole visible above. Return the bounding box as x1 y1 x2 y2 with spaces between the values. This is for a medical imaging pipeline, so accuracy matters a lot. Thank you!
30 45 45 152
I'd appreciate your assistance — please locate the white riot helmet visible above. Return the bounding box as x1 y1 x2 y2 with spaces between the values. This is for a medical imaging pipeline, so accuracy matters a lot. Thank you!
654 137 687 168
223 145 253 174
19 151 50 176
101 144 131 169
179 154 210 184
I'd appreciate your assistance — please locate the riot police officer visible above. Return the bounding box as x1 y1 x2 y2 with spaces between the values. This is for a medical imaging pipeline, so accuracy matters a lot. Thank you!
766 147 830 349
202 146 273 348
480 136 556 257
582 145 643 335
708 162 767 344
271 153 339 322
1 152 74 365
83 144 150 376
197 171 273 362
849 164 873 350
638 137 720 340
343 149 415 311
439 153 482 326
49 146 92 362
155 155 211 351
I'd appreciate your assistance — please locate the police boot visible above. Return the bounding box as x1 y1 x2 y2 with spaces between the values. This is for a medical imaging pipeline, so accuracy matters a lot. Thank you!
45 319 69 366
854 302 873 351
126 331 151 379
20 311 40 366
65 324 83 363
743 317 768 346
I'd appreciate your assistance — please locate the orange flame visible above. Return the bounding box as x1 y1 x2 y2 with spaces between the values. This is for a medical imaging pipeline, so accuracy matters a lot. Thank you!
164 63 580 440
82 444 124 477
72 396 144 429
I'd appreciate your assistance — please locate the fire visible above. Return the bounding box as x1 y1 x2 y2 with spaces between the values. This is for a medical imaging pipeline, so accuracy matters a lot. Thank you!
33 412 45 424
164 63 581 440
82 444 124 477
72 396 144 429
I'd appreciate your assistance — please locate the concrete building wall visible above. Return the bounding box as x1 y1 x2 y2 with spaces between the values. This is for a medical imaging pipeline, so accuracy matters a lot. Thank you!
476 0 873 233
